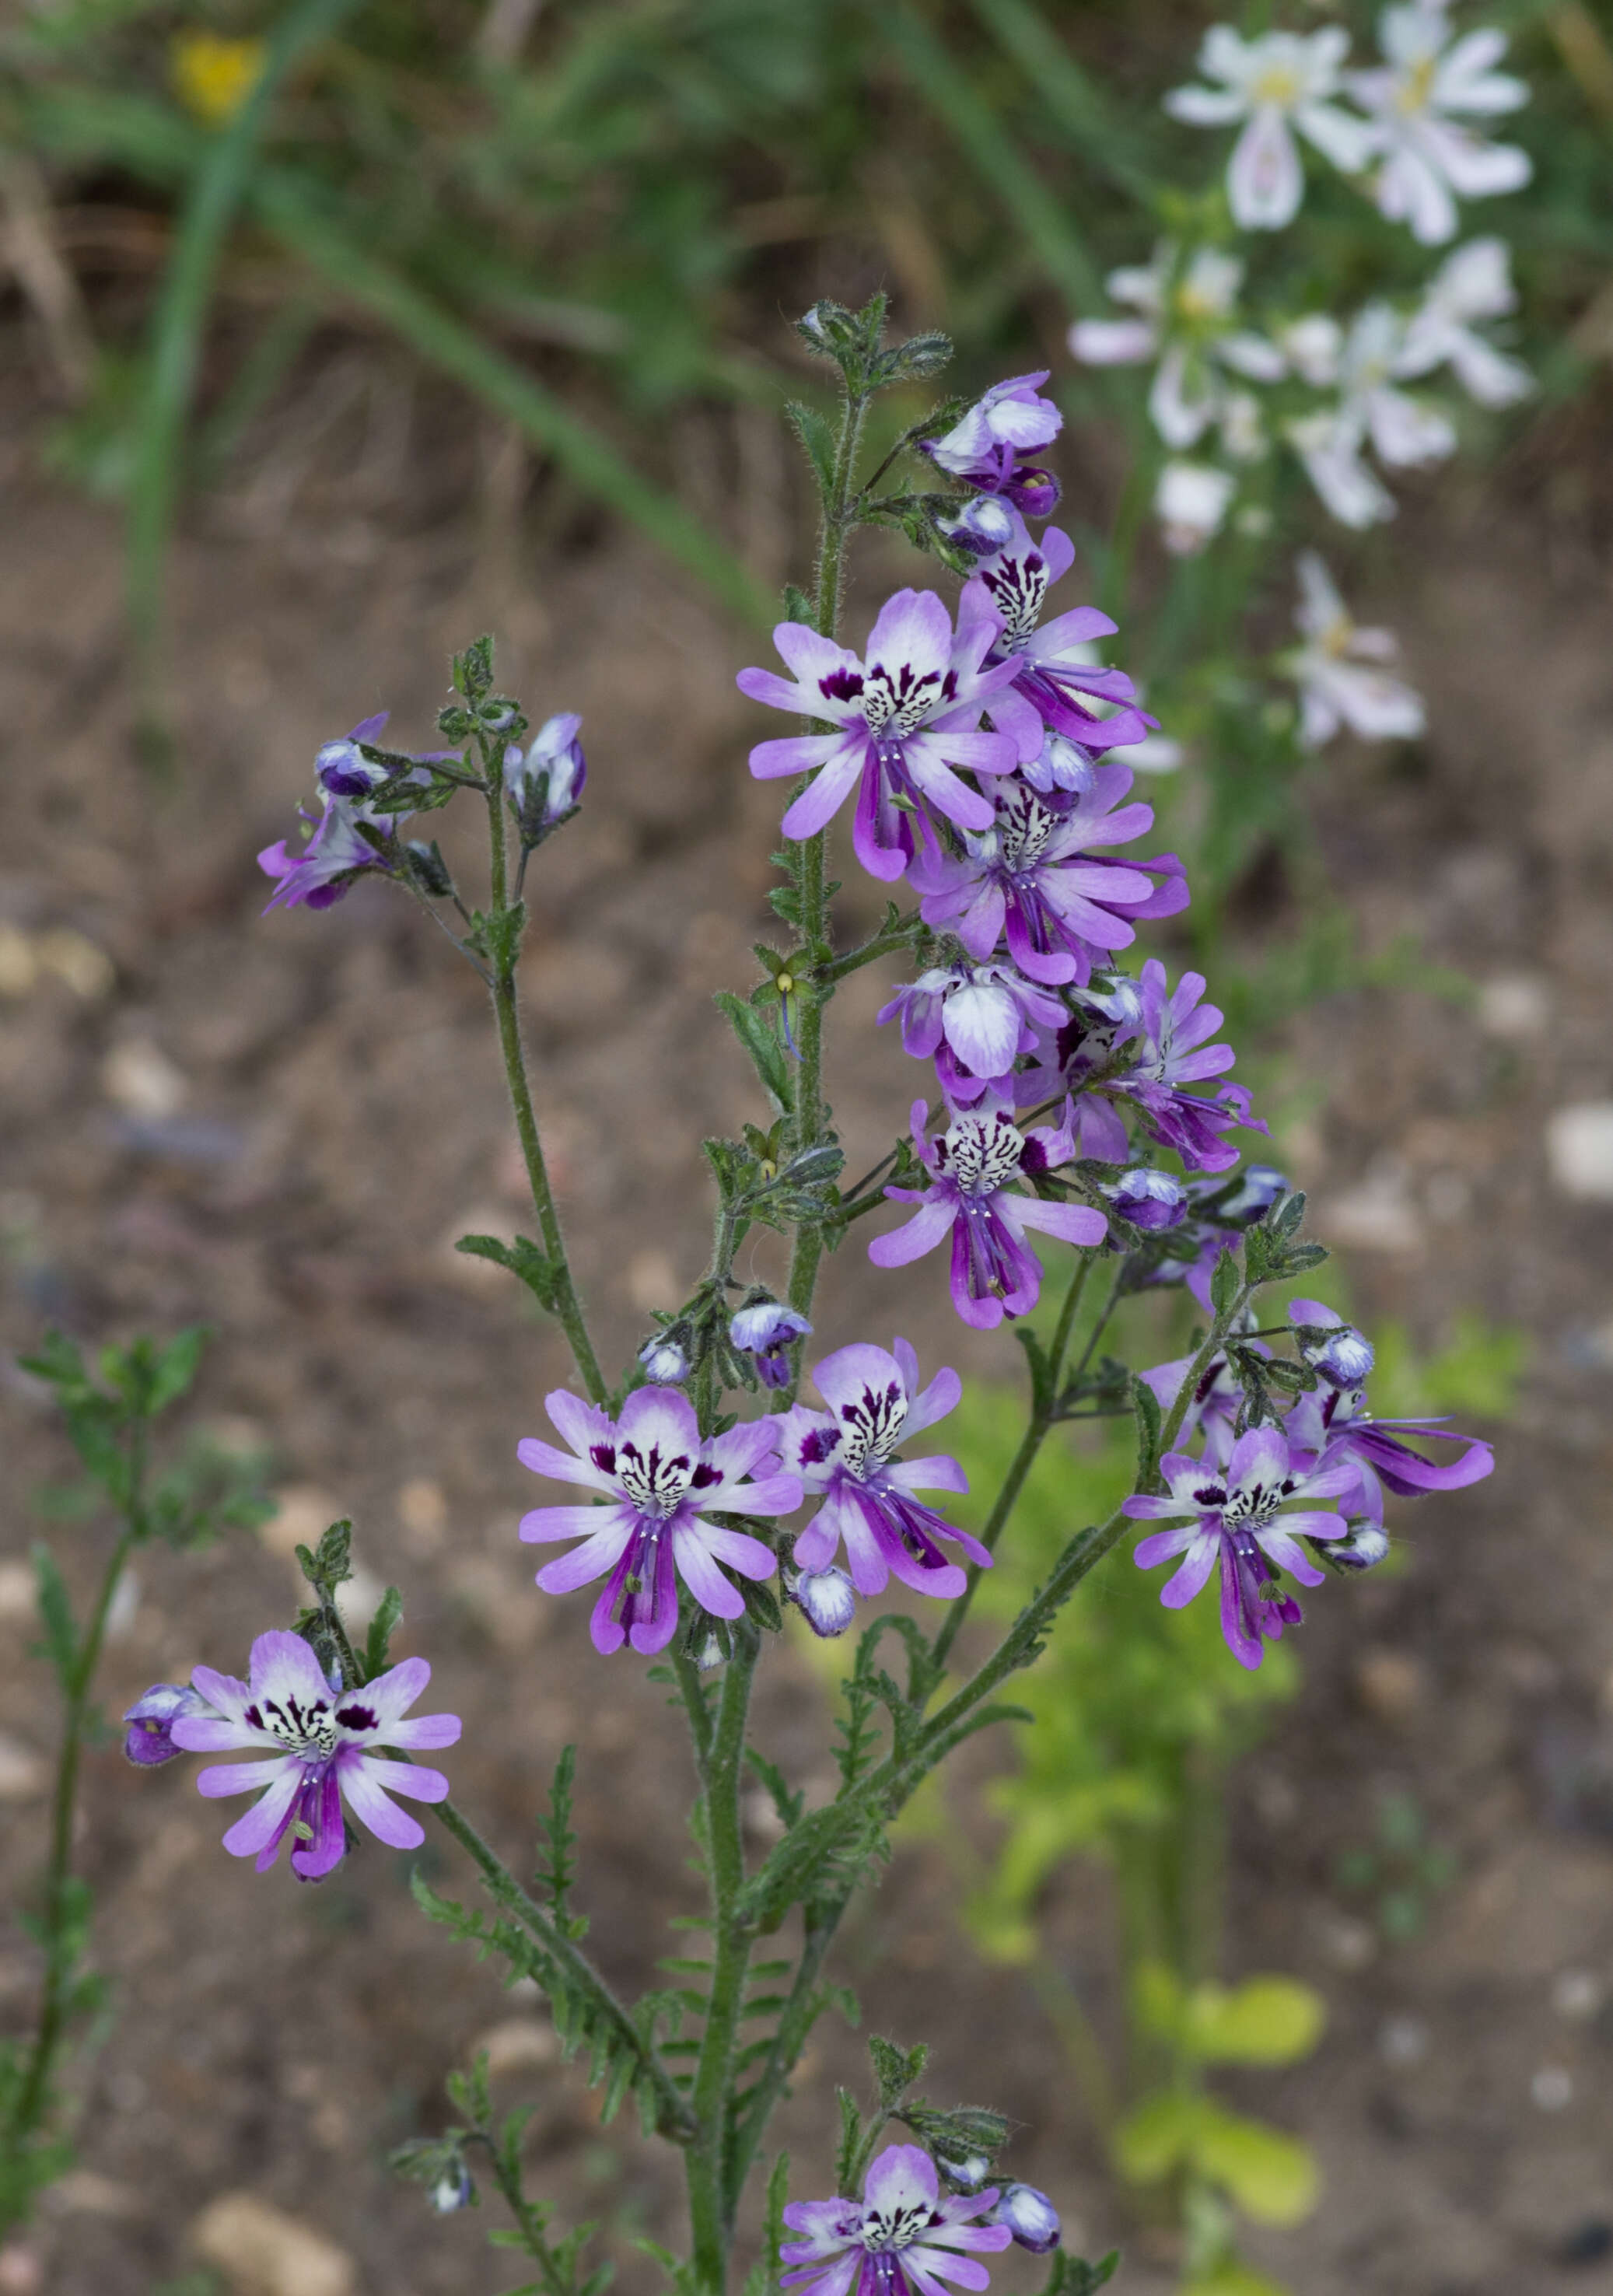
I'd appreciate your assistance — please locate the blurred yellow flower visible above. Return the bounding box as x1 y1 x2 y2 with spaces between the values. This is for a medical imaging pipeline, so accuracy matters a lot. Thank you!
170 31 267 126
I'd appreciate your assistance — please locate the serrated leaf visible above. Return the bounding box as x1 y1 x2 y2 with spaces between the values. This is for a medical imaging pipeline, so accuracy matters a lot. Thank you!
716 991 794 1114
785 401 837 505
363 1585 404 1685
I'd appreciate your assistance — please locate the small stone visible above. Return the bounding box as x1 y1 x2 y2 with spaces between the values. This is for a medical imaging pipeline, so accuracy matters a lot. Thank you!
1532 2066 1574 2112
1476 973 1548 1041
1552 1970 1604 2021
191 2195 355 2296
0 1563 34 1622
1548 1105 1613 1202
1319 1163 1423 1255
1377 2014 1429 2067
1354 1648 1427 1724
1315 1912 1377 1972
0 1735 46 1802
101 1038 187 1120
474 2017 558 2076
34 929 114 1000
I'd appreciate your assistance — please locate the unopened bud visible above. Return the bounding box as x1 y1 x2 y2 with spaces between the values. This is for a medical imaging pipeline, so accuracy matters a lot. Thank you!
1289 1299 1373 1388
934 495 1016 556
429 2161 475 2214
787 1565 856 1640
994 2183 1061 2252
730 1298 812 1389
1106 1167 1188 1232
639 1334 691 1384
1319 1519 1390 1572
122 1682 212 1766
404 840 455 899
506 713 586 845
936 2151 992 2195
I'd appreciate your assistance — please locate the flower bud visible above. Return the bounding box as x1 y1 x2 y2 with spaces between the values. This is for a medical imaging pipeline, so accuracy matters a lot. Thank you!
122 1682 213 1766
639 1334 691 1384
1205 1163 1288 1227
1106 1167 1189 1231
730 1299 812 1389
936 2151 992 2195
934 496 1016 557
404 840 455 899
429 2160 475 2214
787 1565 856 1640
506 713 586 844
994 2183 1061 2252
1021 731 1098 806
314 712 391 797
1317 1518 1390 1572
1289 1299 1374 1388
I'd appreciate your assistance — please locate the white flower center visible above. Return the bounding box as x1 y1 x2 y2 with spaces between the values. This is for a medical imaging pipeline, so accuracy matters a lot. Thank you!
938 1111 1026 1195
835 1376 908 1477
998 787 1058 873
1250 64 1301 107
978 552 1047 648
862 660 945 736
617 1442 695 1519
249 1690 337 1759
862 2205 930 2254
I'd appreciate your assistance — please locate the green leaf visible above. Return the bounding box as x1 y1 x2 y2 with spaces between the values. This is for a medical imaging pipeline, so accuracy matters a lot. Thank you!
1113 2090 1199 2186
868 2034 929 2110
1185 1977 1326 2067
1209 1248 1240 1319
1192 2105 1321 2227
1130 1372 1162 1486
295 1517 352 1594
454 1232 564 1311
834 2088 863 2195
362 1586 404 1685
147 1324 208 1416
786 401 838 503
715 992 795 1115
30 1544 78 1686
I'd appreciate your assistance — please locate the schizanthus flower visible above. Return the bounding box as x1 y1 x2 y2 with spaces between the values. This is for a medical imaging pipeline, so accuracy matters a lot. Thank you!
1107 958 1265 1174
786 1563 859 1638
869 1101 1104 1330
170 1630 460 1880
1396 238 1532 408
1125 1425 1356 1668
779 1339 985 1599
994 2186 1061 2255
911 776 1185 989
1069 244 1285 456
1279 554 1425 747
1164 26 1375 230
730 1300 813 1388
1288 1383 1493 1524
505 711 587 826
1285 303 1455 530
920 372 1064 514
517 1386 800 1654
1347 4 1531 247
877 962 1066 1108
123 1681 215 1766
739 590 1022 884
1289 1297 1375 1388
781 2143 1012 2296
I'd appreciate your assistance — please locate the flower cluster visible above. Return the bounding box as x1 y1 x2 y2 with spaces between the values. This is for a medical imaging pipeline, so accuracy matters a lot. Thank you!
1126 1299 1492 1668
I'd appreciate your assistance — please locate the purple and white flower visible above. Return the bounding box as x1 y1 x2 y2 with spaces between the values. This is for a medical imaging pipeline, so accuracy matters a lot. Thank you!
1285 303 1456 530
639 1333 691 1384
786 1563 859 1638
1347 3 1531 247
957 511 1154 758
778 1339 985 1600
1279 554 1425 747
877 963 1065 1107
739 590 1023 884
258 793 399 914
1107 958 1265 1173
1164 26 1376 230
993 2186 1061 2255
1105 1167 1190 1231
123 1681 217 1766
780 2142 1012 2296
1289 1297 1375 1388
1395 237 1532 407
910 777 1186 989
1288 1384 1493 1524
730 1300 813 1388
313 712 396 798
919 373 1064 514
504 711 587 824
869 1101 1104 1330
1069 244 1286 454
1125 1426 1357 1668
934 496 1019 558
517 1386 800 1655
168 1630 460 1881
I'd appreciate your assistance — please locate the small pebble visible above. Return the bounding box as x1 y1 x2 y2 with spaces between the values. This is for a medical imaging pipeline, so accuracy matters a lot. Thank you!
474 2017 558 2076
1532 2066 1574 2112
101 1039 187 1121
191 2193 355 2296
1552 1970 1604 2021
1354 1648 1427 1724
1546 1104 1613 1203
1476 973 1548 1041
1377 2014 1429 2067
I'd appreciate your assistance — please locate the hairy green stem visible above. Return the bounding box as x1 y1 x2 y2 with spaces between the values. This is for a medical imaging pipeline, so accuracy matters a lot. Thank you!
482 766 607 1405
6 1482 142 2182
685 1625 760 2291
433 1799 693 2140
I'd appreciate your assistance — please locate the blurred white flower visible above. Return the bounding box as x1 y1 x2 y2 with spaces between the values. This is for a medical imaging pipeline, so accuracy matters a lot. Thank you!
1155 460 1237 555
1069 243 1285 452
1280 552 1425 746
1165 26 1376 229
1285 303 1455 527
1347 1 1531 246
1395 237 1533 405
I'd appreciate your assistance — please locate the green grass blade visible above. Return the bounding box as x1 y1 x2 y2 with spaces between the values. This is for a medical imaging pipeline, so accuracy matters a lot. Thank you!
247 172 772 627
127 0 360 738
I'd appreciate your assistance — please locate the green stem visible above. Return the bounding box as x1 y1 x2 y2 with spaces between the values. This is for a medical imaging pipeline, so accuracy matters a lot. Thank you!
482 768 607 1405
929 1251 1099 1674
6 1483 142 2176
685 1625 760 2292
432 1798 693 2140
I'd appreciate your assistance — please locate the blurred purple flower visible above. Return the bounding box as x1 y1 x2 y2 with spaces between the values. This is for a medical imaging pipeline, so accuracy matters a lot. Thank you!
781 2143 1011 2296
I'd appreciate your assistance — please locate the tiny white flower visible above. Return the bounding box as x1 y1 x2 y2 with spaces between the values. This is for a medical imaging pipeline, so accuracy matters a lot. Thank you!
1155 460 1236 555
1275 313 1344 387
1069 243 1284 454
1279 552 1425 747
1165 25 1377 229
1347 2 1531 246
1394 236 1533 406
